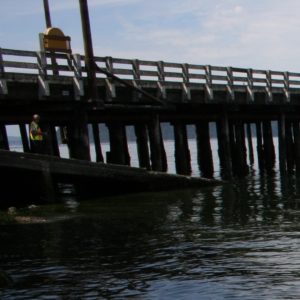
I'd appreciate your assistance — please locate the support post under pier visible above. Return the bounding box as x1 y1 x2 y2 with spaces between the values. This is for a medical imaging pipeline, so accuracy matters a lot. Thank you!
256 122 264 173
134 123 151 170
148 115 167 172
0 124 9 150
92 123 104 162
196 121 214 178
278 114 287 175
293 121 300 176
67 105 91 161
263 120 275 173
216 115 233 180
173 122 191 175
19 124 30 153
107 122 130 165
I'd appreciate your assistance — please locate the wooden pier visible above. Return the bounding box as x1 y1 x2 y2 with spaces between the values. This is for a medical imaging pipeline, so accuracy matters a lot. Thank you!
1 47 300 202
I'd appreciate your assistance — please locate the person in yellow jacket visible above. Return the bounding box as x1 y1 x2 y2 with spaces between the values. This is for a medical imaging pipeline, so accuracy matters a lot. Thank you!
29 114 44 154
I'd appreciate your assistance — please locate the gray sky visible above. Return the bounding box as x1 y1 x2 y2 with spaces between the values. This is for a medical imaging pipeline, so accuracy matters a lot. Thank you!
1 0 300 71
2 0 300 136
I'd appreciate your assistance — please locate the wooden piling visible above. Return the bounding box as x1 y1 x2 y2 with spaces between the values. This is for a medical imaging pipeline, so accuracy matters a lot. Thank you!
159 126 168 172
51 125 60 156
107 122 130 165
173 122 191 175
234 121 249 177
293 121 300 176
19 124 30 153
278 114 287 175
67 105 91 161
196 121 214 178
285 120 295 174
92 123 104 162
43 124 60 157
240 122 249 174
134 123 151 170
246 123 254 165
255 122 264 172
228 121 236 174
0 125 9 150
262 120 276 173
148 115 167 172
216 115 233 179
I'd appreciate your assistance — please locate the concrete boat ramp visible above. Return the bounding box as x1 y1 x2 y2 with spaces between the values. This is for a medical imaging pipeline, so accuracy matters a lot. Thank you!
0 150 222 208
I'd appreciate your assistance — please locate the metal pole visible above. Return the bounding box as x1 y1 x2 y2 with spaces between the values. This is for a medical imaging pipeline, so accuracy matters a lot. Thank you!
42 0 58 76
78 0 100 102
43 0 52 28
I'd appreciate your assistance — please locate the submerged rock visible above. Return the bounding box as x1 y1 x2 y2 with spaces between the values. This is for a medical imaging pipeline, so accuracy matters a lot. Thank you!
28 204 38 210
7 207 16 215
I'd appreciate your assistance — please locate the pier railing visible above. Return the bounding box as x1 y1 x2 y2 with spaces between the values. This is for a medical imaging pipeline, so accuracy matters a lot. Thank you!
1 47 300 101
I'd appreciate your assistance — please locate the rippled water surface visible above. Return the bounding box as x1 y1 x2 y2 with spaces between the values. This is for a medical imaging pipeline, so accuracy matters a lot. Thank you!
2 174 300 299
2 139 300 299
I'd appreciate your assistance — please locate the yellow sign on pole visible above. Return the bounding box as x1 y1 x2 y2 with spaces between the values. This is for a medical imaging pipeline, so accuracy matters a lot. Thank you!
41 27 71 53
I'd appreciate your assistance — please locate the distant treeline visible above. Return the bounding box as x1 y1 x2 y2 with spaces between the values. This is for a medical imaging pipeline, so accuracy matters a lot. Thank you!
92 122 278 143
8 122 279 145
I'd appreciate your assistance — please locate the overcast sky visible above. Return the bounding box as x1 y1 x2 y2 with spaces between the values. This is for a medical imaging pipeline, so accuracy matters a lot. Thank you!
1 0 300 72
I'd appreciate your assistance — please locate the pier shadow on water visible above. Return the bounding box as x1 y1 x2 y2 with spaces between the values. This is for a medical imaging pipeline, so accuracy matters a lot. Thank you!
2 171 300 299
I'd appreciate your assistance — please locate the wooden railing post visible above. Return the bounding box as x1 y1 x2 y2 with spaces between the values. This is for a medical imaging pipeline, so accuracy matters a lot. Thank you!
284 72 290 102
157 61 166 99
0 48 8 95
72 54 84 100
205 65 213 101
266 70 272 102
132 59 141 102
247 69 254 102
37 51 50 99
182 63 191 101
105 56 116 101
226 67 234 101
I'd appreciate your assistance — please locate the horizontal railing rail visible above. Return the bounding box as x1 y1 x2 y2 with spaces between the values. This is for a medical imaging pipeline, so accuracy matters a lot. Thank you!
1 47 300 101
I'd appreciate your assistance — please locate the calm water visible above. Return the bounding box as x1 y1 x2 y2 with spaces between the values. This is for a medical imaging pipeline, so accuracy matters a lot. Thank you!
2 139 300 299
